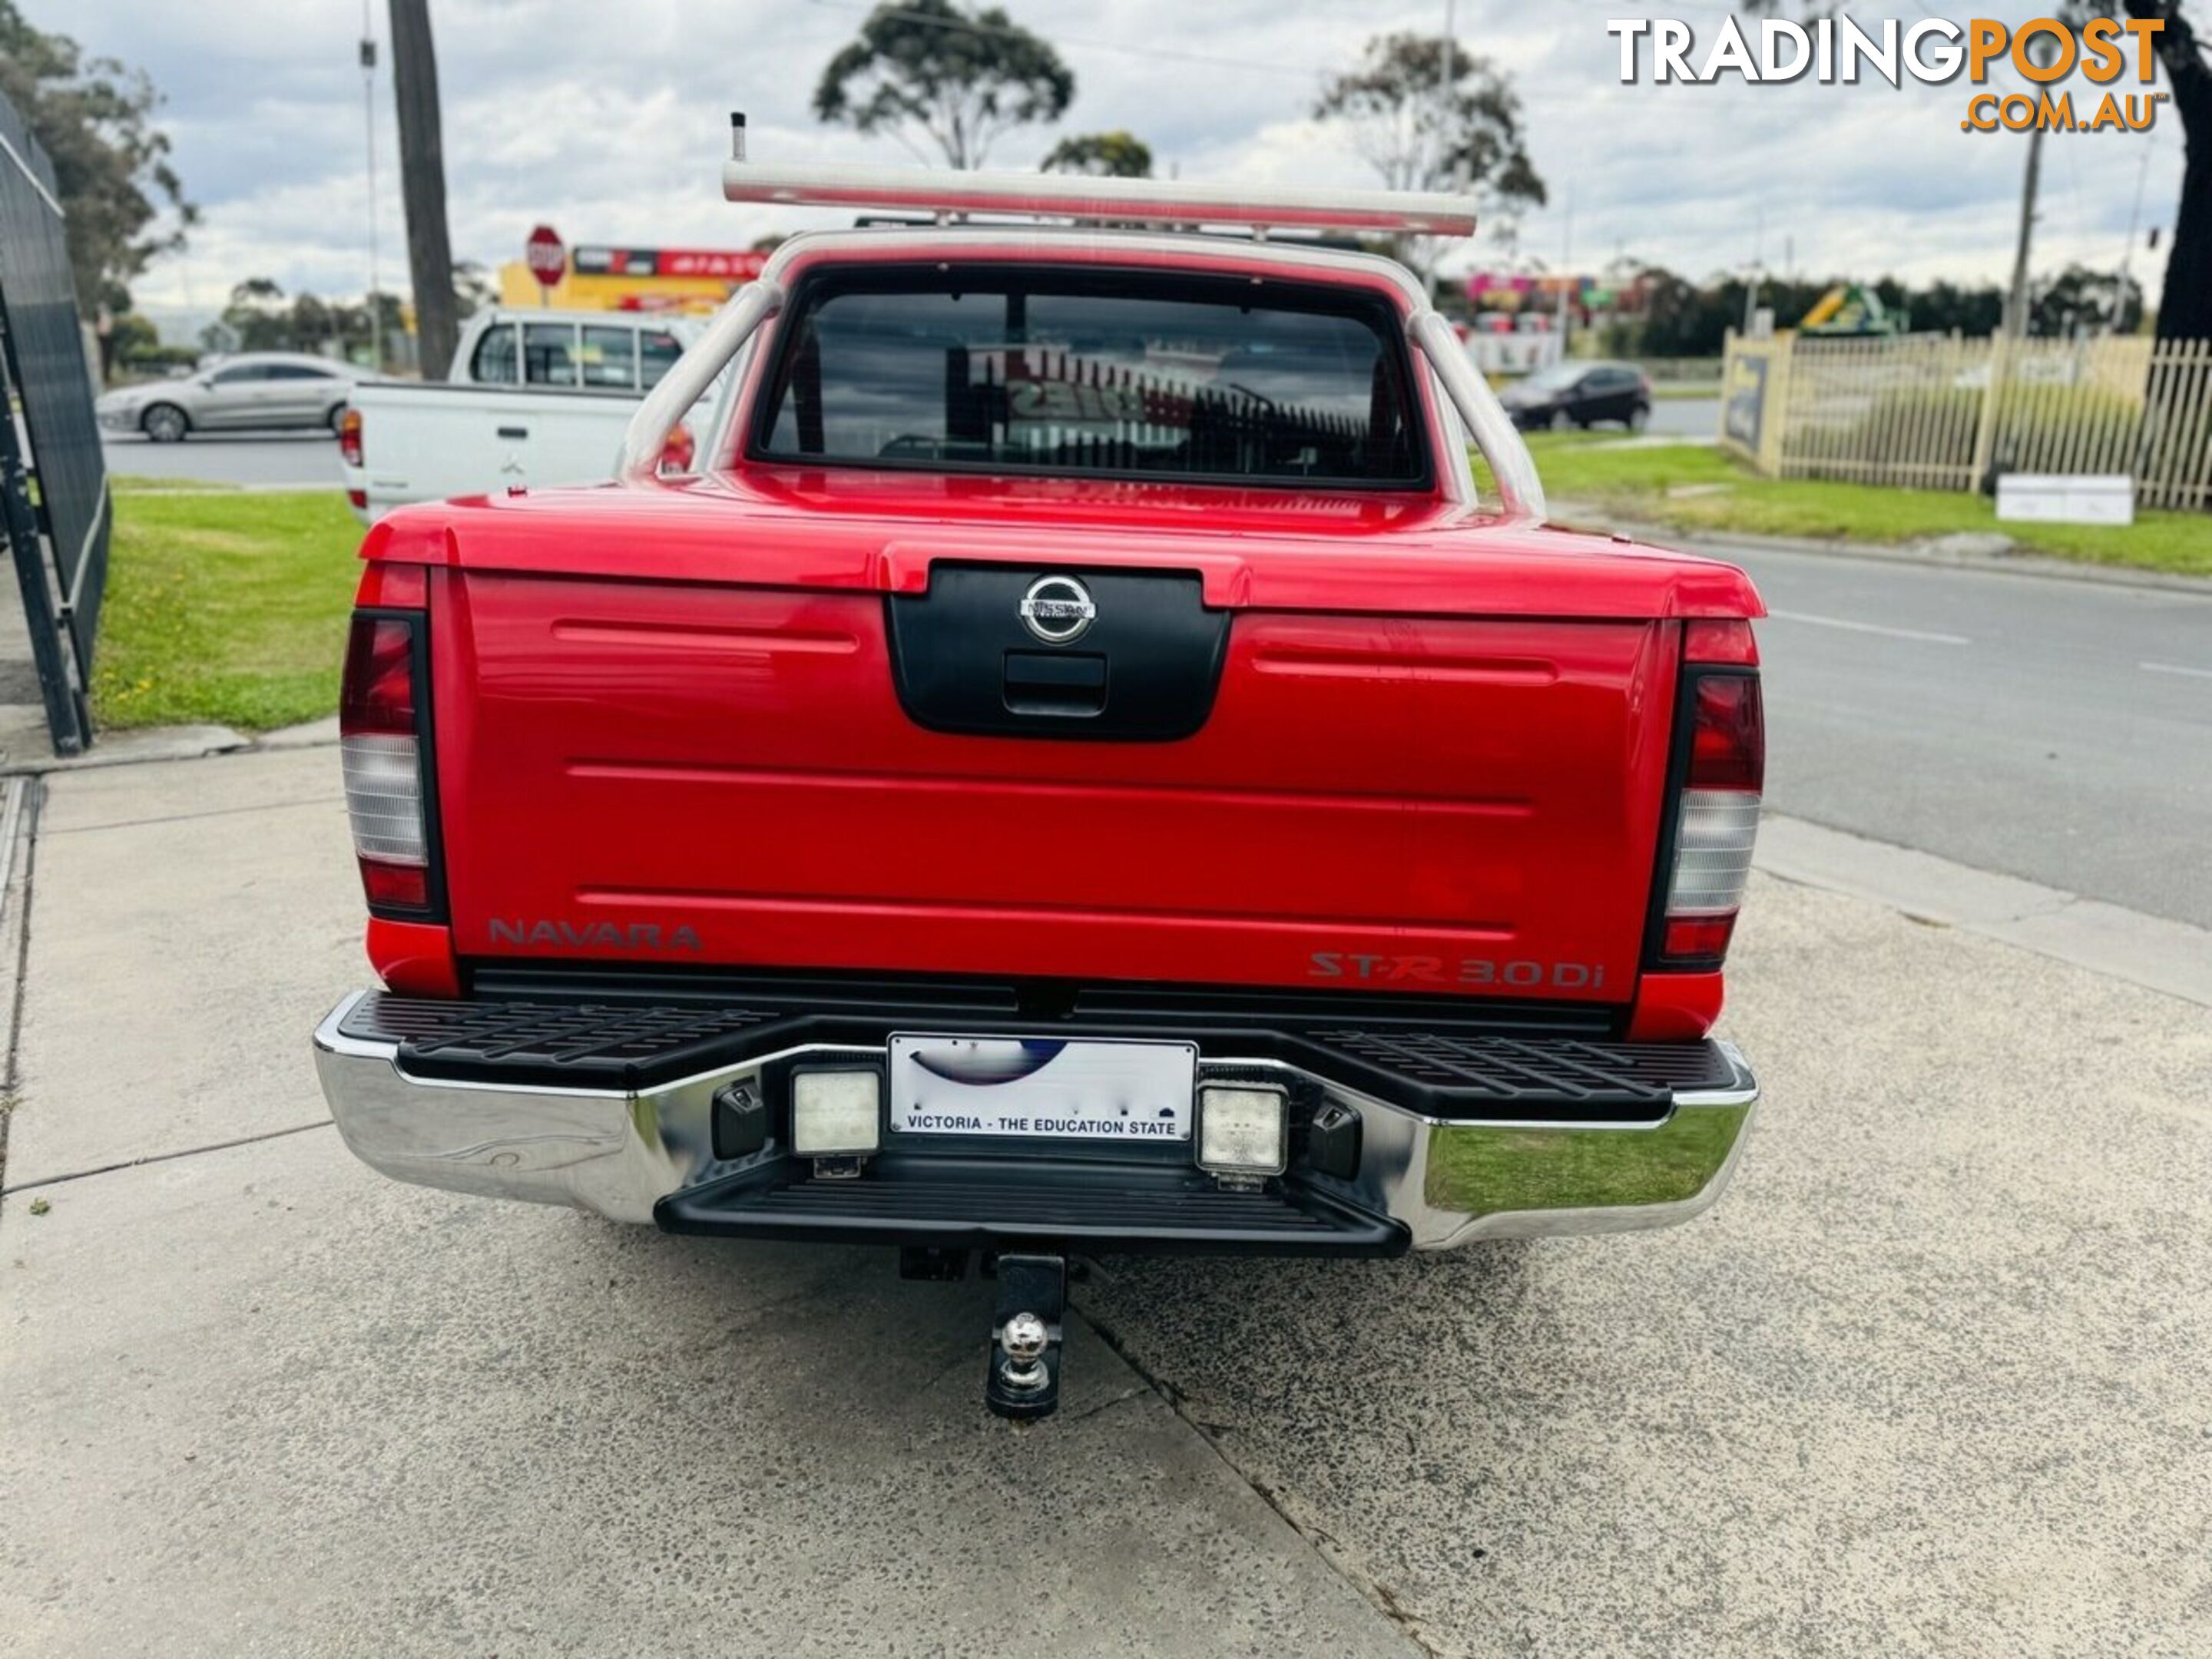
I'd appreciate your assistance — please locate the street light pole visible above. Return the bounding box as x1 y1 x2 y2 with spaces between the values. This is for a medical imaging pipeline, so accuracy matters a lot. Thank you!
1424 0 1455 295
1557 181 1574 347
1437 0 1456 170
2117 138 2153 333
361 4 382 373
1743 204 1764 336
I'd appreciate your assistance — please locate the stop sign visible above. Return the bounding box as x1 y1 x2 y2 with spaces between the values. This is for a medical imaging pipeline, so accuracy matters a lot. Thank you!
525 224 565 288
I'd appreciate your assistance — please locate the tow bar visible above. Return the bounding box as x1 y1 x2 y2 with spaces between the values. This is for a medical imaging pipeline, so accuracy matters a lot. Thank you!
896 1247 1071 1419
986 1253 1066 1420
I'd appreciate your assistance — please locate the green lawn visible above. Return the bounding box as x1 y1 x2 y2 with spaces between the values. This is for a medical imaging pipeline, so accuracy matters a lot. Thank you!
92 487 363 732
1502 437 2212 578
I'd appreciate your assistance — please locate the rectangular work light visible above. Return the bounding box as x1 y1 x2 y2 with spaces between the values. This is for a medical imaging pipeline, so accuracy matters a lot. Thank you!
790 1069 882 1157
1197 1085 1288 1177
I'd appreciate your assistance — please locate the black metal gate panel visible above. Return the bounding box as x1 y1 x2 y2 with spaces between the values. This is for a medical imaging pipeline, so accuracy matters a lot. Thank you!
0 88 108 755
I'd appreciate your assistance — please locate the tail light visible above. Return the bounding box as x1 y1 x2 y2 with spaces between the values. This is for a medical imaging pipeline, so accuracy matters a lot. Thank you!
339 406 363 468
1651 620 1763 969
658 420 695 474
340 611 442 918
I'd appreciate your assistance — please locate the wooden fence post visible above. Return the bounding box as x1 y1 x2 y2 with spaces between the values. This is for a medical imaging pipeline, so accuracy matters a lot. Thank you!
1761 329 1793 477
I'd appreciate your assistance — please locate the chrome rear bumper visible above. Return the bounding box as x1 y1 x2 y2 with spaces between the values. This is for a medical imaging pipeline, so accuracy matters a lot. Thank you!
313 992 1758 1251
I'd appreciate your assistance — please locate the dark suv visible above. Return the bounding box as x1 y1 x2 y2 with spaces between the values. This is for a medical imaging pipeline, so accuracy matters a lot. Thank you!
1500 360 1653 431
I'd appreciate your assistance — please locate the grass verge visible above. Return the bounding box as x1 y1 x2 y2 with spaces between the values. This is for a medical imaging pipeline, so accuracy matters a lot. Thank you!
1512 437 2212 578
92 488 362 732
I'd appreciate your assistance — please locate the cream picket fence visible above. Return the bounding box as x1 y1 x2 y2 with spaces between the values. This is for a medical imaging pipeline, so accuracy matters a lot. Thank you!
1718 331 2212 512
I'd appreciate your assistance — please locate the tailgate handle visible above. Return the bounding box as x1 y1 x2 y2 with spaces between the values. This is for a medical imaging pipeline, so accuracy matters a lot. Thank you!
496 425 529 439
1002 651 1106 718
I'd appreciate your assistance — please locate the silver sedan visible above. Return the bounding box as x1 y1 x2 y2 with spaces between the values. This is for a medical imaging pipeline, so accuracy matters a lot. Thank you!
95 353 369 443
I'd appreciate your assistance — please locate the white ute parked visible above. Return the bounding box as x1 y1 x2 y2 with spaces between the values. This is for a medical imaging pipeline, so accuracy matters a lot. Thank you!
339 308 709 522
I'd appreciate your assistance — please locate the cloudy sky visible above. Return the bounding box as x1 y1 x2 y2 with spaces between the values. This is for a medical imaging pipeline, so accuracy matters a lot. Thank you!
44 0 2189 339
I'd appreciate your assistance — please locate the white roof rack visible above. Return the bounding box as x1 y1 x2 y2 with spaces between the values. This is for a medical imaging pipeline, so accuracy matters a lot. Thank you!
720 113 1477 238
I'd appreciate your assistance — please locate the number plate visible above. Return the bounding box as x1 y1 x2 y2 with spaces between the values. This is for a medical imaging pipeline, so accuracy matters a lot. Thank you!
888 1035 1196 1141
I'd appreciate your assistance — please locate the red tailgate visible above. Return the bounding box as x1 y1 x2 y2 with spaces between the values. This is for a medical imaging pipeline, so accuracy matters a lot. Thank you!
428 558 1682 1005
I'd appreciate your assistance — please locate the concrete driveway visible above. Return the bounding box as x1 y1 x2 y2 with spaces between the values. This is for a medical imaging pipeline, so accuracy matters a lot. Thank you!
2 746 2207 1657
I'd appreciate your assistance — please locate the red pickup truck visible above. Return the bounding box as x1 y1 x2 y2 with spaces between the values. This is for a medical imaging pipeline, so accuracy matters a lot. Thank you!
314 140 1763 1418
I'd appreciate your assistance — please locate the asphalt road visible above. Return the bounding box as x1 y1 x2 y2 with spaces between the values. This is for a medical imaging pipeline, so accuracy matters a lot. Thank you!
1715 541 2212 932
4 747 2207 1657
101 429 344 488
1518 395 1718 442
1644 392 1717 437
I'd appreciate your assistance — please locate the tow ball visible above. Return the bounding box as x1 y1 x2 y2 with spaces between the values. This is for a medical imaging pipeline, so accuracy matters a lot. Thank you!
986 1253 1067 1421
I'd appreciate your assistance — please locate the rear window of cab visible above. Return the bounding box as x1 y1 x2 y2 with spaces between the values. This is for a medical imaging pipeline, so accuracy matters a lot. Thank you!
470 320 687 392
750 267 1429 489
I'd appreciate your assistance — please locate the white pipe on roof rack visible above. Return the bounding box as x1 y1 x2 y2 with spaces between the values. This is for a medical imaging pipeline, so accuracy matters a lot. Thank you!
720 158 1480 238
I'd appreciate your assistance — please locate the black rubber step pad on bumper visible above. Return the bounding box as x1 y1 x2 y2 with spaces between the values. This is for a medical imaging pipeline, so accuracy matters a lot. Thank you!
339 990 1736 1121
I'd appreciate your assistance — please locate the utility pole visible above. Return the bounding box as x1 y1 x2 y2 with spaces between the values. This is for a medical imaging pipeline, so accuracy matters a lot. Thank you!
388 0 459 379
2003 31 2061 339
2003 122 2045 339
360 4 382 373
